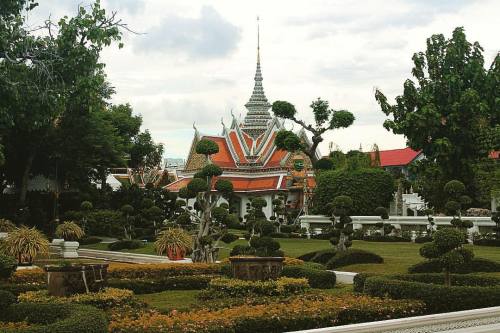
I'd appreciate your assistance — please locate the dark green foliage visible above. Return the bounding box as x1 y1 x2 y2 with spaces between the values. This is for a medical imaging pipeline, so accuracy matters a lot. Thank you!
280 225 295 233
230 245 256 256
221 233 239 244
214 179 233 195
0 290 15 310
187 178 208 193
281 265 336 288
0 282 45 296
107 275 215 294
353 273 377 293
314 168 394 215
444 180 466 197
326 249 384 269
108 239 144 251
201 164 223 177
78 236 101 245
310 249 337 264
250 236 283 257
0 253 17 280
272 101 297 119
363 235 411 242
196 139 219 156
409 257 500 273
474 238 500 246
415 235 433 243
363 274 500 313
0 303 108 332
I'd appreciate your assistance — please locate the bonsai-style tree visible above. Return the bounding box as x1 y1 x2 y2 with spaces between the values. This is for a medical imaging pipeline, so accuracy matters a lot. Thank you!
374 207 392 236
328 195 354 252
179 139 233 263
4 227 50 265
272 98 355 164
120 204 134 240
444 180 473 230
419 228 473 286
245 197 269 239
55 221 85 241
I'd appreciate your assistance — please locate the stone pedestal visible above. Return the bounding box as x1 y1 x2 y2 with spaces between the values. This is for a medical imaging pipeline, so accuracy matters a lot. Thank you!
45 263 109 296
229 257 284 281
62 241 79 258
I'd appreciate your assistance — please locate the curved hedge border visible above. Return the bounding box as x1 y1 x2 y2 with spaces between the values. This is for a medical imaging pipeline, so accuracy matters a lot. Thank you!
363 274 500 313
326 249 383 269
107 275 216 294
0 303 107 333
282 265 336 289
408 257 500 274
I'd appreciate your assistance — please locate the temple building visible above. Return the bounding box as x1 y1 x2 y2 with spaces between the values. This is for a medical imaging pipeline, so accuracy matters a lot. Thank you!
165 26 318 219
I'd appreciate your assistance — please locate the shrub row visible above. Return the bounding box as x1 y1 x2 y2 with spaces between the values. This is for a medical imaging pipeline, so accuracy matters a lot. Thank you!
474 238 500 247
326 249 383 269
281 265 336 289
200 277 309 299
79 236 102 245
108 294 425 333
107 263 221 279
108 275 216 294
362 235 411 242
363 274 500 313
108 239 145 251
408 257 500 274
9 268 45 284
0 303 107 333
18 288 134 310
0 282 45 296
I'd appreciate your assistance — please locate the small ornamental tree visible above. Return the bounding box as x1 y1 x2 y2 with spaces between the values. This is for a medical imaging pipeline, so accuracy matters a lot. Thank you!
245 197 269 239
120 204 134 240
444 180 473 230
179 139 233 263
327 195 354 252
272 99 355 164
419 228 473 286
374 206 392 236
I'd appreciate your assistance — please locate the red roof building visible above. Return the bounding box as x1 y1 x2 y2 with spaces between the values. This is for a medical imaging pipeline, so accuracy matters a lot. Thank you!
370 147 423 167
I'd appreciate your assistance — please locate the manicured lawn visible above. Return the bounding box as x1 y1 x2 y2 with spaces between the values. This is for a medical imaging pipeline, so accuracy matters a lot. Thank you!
82 238 500 275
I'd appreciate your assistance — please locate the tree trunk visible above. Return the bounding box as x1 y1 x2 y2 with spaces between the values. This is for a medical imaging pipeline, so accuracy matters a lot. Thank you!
444 270 451 287
337 232 348 252
192 194 216 263
19 151 36 207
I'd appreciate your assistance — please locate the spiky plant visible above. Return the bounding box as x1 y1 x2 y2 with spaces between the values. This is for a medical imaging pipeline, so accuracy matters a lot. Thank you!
0 219 16 232
155 228 192 258
4 227 50 264
55 221 85 241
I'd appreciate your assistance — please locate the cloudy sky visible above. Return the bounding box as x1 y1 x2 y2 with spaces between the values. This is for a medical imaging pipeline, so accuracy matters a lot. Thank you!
30 0 499 158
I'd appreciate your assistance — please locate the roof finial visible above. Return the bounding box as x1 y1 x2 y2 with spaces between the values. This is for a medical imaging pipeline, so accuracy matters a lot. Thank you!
257 16 260 63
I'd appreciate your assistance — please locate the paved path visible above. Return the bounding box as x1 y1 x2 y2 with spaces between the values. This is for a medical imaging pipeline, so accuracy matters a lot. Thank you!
77 248 192 264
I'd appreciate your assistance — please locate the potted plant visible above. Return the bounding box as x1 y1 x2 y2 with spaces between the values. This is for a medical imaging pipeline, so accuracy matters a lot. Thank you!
3 227 50 265
55 221 85 258
155 228 192 260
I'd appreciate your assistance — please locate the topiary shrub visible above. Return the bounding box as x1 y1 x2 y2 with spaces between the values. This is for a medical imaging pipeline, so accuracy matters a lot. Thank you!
0 254 17 280
108 239 144 251
230 245 256 256
249 236 283 257
363 235 411 242
409 257 500 274
78 236 102 245
107 275 216 294
326 249 383 269
281 265 336 289
221 233 239 244
0 290 16 311
310 249 337 264
352 272 377 293
474 238 500 247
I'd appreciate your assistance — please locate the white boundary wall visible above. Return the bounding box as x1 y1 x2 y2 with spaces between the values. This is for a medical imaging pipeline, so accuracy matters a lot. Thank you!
287 306 500 333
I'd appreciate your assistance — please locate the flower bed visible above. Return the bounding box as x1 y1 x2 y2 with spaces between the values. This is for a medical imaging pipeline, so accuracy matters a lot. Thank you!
363 274 500 313
107 263 221 279
18 287 134 310
200 277 309 298
109 294 425 333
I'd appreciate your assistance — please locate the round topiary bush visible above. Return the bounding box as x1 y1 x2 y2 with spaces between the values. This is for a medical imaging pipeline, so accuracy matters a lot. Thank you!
326 249 383 269
0 290 16 311
108 239 144 251
0 254 17 280
408 257 500 274
281 265 336 289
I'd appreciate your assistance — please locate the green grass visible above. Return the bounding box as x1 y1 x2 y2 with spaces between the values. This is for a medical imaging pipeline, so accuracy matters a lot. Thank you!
82 238 500 275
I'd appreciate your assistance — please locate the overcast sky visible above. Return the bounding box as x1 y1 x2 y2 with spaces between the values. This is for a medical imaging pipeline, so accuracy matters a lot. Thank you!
30 0 499 158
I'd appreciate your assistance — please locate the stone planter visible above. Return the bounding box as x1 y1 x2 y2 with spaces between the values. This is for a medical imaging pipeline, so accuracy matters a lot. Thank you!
229 256 284 281
45 263 109 297
61 241 79 258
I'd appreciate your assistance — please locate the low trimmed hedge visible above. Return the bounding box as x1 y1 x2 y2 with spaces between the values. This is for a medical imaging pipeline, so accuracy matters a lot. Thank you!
362 235 411 242
200 277 309 298
108 294 425 333
0 290 16 310
326 249 383 269
282 265 336 289
415 236 433 243
0 303 107 333
408 257 500 274
108 239 144 251
79 236 102 245
108 275 216 294
108 263 221 279
474 238 500 246
363 274 500 313
297 249 337 264
0 282 45 296
353 273 377 293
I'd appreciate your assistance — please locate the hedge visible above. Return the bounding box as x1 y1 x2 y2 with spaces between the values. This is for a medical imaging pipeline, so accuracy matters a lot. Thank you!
108 263 221 279
0 290 16 310
0 282 45 296
363 235 411 242
326 249 383 269
297 249 337 264
0 303 107 333
108 275 216 294
282 265 336 289
313 168 394 215
79 236 102 245
353 273 377 293
108 295 425 333
108 239 144 251
363 274 500 313
474 238 500 246
408 257 500 274
200 277 309 299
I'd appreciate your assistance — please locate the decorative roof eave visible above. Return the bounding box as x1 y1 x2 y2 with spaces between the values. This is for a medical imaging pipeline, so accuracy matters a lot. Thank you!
255 117 282 154
223 128 241 164
232 122 251 155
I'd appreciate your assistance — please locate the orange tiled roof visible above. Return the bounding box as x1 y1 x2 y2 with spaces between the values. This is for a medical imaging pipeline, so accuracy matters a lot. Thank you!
205 136 236 168
265 149 288 167
228 132 247 163
164 178 191 191
241 132 254 151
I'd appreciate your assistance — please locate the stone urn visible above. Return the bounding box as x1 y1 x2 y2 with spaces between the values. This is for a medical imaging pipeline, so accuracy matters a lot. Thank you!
229 257 284 281
61 241 79 259
45 263 109 297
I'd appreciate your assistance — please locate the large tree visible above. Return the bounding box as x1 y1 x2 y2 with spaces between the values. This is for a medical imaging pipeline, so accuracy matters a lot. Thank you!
271 98 355 164
375 27 499 206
